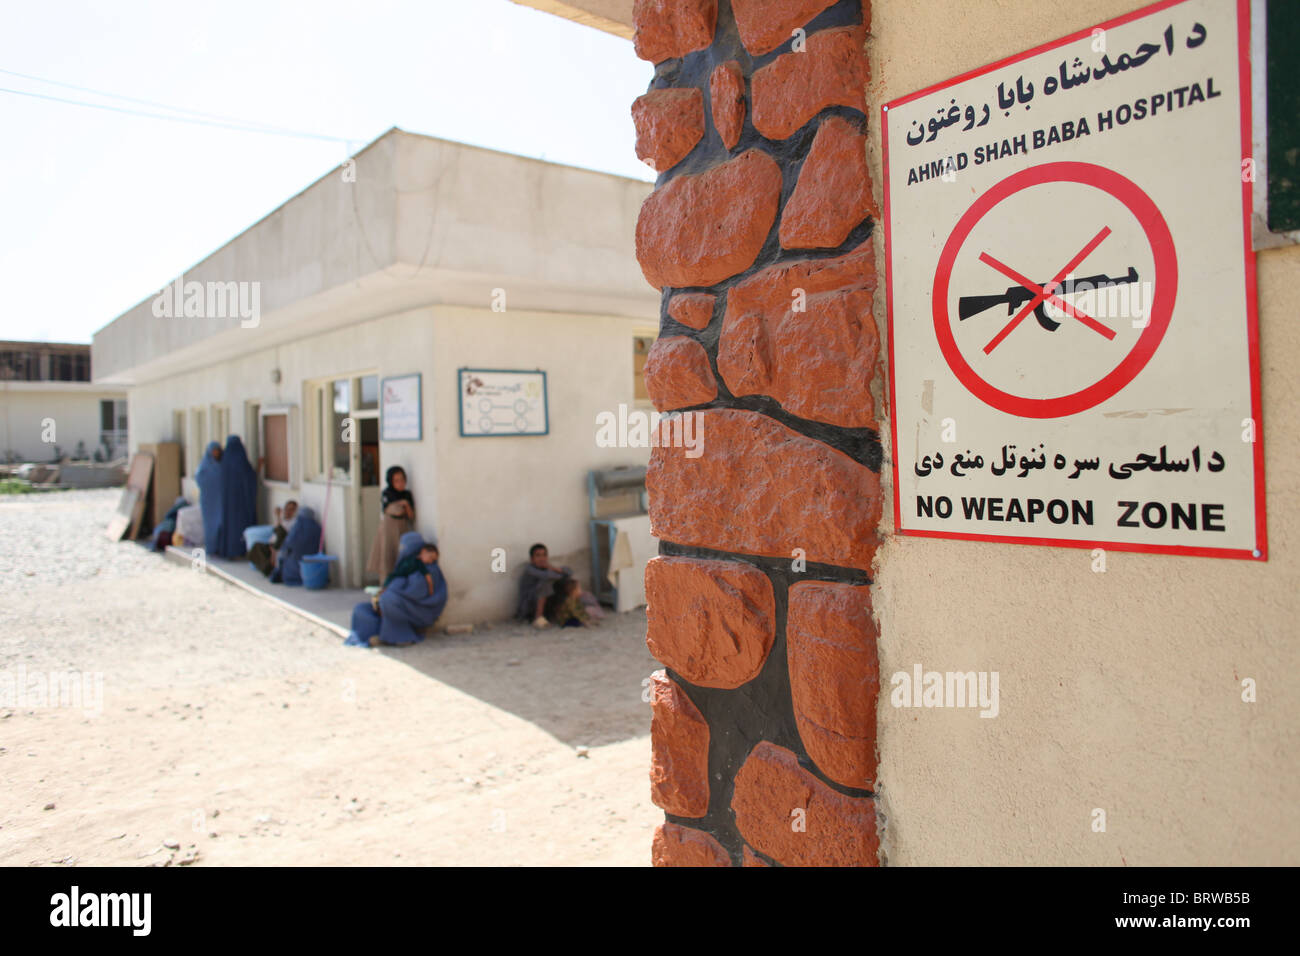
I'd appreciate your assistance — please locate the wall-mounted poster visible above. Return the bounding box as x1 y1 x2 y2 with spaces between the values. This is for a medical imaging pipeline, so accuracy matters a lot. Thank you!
458 368 548 437
381 374 422 441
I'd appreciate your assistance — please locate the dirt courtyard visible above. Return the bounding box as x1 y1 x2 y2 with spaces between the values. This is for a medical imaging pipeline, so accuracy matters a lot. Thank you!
0 489 661 866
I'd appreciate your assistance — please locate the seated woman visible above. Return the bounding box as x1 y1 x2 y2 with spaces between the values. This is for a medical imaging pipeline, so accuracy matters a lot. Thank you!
544 576 594 629
248 501 297 577
271 506 321 585
150 495 191 551
346 532 447 647
366 466 415 582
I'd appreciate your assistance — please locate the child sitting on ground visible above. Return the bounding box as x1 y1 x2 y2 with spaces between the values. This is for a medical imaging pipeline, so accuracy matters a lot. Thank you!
544 576 593 628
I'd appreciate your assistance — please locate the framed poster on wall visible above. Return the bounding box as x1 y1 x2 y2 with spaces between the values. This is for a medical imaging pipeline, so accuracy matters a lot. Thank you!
380 374 422 441
457 368 548 437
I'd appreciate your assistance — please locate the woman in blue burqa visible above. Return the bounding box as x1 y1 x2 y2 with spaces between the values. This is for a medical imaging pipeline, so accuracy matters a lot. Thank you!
194 441 223 550
345 532 447 647
213 435 259 558
271 506 322 585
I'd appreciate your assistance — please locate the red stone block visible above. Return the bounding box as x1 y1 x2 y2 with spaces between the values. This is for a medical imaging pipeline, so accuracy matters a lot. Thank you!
636 149 782 290
643 336 717 412
633 0 718 64
717 244 879 428
646 409 881 571
751 26 868 141
732 0 840 56
649 671 711 817
731 742 879 866
667 292 716 330
644 555 776 689
780 115 876 249
709 61 746 151
652 822 732 866
787 581 879 789
633 88 705 173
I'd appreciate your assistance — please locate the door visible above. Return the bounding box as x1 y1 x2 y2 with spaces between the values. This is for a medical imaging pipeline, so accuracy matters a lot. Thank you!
359 416 381 585
354 375 381 585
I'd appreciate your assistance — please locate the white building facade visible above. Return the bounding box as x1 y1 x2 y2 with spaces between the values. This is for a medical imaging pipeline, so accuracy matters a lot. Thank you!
1 341 127 464
94 130 658 623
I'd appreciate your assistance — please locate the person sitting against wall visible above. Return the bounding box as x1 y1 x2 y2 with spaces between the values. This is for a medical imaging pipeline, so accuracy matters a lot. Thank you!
248 500 298 577
271 506 321 585
516 542 604 629
212 435 258 559
545 576 594 629
366 465 415 581
150 495 191 551
346 532 447 647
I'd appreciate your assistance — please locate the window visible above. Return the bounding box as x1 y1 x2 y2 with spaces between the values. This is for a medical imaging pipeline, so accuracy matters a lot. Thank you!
331 380 350 481
172 411 186 476
1253 0 1300 246
262 412 290 483
359 374 378 411
244 401 260 470
189 408 206 475
305 373 377 483
99 399 127 458
210 405 229 446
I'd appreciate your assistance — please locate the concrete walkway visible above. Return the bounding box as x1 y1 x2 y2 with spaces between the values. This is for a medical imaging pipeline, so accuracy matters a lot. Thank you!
165 545 362 637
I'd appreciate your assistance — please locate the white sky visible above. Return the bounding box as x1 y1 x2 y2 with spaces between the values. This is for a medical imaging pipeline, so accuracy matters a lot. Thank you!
0 0 653 345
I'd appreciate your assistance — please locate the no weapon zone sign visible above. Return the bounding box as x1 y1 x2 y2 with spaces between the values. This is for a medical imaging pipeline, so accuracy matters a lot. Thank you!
933 161 1177 419
882 0 1264 559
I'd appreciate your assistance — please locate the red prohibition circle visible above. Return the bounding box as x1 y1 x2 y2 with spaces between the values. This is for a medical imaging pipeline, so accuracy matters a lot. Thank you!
932 161 1177 419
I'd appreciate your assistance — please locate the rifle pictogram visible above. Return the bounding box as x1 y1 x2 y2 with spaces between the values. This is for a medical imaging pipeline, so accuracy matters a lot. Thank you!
959 266 1139 331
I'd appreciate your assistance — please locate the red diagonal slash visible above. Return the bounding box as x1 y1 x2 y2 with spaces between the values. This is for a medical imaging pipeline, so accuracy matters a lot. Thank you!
979 226 1115 355
979 254 1118 340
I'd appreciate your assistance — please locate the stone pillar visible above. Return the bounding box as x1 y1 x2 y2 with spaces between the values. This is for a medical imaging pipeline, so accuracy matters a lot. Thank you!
632 0 881 866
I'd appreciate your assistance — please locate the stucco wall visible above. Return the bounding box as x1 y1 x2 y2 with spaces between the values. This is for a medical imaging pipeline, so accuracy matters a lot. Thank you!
124 303 651 623
869 0 1300 864
429 304 654 622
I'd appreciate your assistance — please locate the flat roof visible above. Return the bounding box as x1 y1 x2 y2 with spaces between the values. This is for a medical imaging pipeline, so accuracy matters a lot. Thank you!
0 340 91 351
93 127 657 385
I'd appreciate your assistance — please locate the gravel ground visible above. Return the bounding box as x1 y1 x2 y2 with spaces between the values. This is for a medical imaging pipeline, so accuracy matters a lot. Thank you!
0 489 660 866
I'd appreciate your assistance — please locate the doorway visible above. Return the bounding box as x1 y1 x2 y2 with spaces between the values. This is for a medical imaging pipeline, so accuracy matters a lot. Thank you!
356 375 381 585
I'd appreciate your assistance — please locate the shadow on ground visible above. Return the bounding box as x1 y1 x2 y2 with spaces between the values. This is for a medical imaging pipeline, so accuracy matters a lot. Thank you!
192 549 658 748
363 611 657 748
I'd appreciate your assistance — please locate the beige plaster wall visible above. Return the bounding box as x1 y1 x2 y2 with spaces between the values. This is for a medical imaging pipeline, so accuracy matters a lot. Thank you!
868 0 1299 865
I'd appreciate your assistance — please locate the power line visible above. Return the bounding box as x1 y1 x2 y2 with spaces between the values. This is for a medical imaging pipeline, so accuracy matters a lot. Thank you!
0 72 356 146
0 66 323 134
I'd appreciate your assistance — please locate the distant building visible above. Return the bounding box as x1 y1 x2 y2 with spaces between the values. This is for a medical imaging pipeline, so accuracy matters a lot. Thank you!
0 340 127 463
93 128 657 621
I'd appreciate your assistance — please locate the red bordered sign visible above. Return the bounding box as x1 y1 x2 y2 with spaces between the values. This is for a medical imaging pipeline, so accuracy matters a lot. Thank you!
882 0 1264 560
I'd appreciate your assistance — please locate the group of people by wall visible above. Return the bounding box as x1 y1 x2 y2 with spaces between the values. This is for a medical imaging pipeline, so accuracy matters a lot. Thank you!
341 465 447 647
155 446 604 648
514 542 603 630
179 437 324 586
